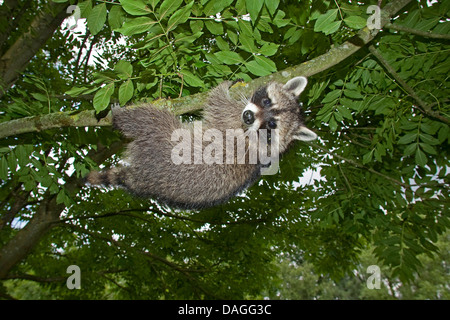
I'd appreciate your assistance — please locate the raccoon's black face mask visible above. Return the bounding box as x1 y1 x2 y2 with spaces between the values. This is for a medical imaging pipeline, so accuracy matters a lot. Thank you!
241 77 317 152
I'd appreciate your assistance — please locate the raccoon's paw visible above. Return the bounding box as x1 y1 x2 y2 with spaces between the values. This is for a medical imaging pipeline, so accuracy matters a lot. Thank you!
231 78 244 86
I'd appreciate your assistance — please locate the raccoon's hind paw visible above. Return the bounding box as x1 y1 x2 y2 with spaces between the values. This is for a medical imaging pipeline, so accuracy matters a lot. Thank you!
231 78 245 87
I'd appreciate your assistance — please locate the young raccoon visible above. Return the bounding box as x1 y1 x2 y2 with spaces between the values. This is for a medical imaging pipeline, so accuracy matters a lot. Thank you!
87 76 317 209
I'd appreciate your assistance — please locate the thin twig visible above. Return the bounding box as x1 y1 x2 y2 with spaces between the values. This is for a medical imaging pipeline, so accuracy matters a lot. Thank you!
385 22 450 40
368 45 449 124
308 141 412 190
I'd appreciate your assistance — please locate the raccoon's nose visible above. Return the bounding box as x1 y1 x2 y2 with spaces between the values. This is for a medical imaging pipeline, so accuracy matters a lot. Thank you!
242 110 255 125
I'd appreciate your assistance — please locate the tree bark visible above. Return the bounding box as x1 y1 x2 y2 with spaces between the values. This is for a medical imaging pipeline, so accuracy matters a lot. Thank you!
0 195 63 279
0 1 69 98
0 140 124 279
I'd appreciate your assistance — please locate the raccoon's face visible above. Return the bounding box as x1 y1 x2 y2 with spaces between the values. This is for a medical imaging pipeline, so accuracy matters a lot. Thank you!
241 76 317 154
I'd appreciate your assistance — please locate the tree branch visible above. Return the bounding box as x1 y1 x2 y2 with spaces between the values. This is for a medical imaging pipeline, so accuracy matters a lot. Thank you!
0 1 70 98
67 224 217 298
308 142 412 190
5 273 66 283
385 22 450 40
0 140 124 279
0 0 413 140
0 109 112 139
368 45 449 124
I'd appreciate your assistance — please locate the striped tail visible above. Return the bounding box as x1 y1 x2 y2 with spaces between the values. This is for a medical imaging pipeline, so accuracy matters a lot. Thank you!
86 167 126 187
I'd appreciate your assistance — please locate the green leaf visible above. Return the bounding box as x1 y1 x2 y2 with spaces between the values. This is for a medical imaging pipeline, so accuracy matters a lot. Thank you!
254 55 277 72
65 86 89 96
419 133 440 145
93 83 114 112
15 145 29 167
344 16 367 29
0 157 8 180
328 115 338 131
415 147 428 166
273 10 290 27
56 189 72 207
31 93 48 102
314 9 341 35
149 0 161 9
403 143 417 156
119 80 134 106
190 20 204 33
215 36 230 51
259 42 279 56
119 0 152 16
108 5 126 30
87 3 107 35
245 58 275 76
321 90 341 103
419 143 437 155
239 33 256 53
214 51 244 65
344 89 363 99
181 70 204 87
398 133 417 145
203 0 234 16
205 20 223 35
117 17 158 35
246 0 264 22
362 150 373 164
167 2 193 32
265 0 279 16
158 0 183 20
336 105 353 120
114 61 133 79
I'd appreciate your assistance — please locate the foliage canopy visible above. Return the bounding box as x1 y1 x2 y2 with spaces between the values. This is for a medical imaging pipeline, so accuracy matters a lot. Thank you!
0 0 448 299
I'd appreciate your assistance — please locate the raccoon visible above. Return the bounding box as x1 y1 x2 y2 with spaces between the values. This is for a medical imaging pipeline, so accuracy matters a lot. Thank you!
87 76 317 209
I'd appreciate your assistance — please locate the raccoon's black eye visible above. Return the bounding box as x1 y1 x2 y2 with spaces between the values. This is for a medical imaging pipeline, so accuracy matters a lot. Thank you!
242 110 255 125
262 98 272 108
268 119 277 129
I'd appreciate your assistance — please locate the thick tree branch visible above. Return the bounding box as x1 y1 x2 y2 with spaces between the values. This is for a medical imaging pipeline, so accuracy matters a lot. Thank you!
0 1 70 98
0 194 64 279
0 0 21 52
0 0 413 140
0 109 112 139
0 140 124 279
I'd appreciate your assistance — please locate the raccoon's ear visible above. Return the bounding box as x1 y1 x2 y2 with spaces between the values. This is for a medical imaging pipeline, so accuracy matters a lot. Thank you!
283 76 308 97
293 126 317 141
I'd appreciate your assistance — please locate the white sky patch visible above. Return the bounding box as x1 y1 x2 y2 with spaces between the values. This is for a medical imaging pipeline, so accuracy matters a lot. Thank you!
60 15 127 70
296 166 326 188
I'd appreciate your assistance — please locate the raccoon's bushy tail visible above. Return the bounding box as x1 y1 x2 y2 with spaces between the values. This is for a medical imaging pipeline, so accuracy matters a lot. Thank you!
86 167 126 187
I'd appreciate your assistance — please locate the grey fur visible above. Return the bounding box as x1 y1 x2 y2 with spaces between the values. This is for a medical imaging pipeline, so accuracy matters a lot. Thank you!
87 77 317 209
